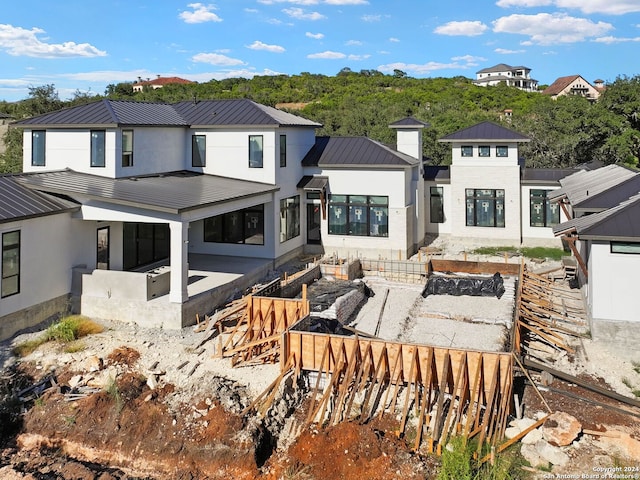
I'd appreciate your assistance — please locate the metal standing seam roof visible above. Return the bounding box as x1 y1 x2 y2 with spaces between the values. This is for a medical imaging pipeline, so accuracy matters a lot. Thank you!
388 117 430 129
573 173 640 211
476 63 531 74
521 168 577 185
12 98 321 129
0 176 79 223
15 170 280 214
548 164 638 205
423 166 451 182
553 192 640 240
301 136 419 167
438 122 530 142
297 175 329 190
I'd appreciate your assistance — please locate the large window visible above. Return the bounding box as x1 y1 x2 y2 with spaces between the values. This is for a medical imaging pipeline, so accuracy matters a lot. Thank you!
611 242 640 254
123 223 169 270
530 189 559 227
466 189 505 227
430 187 444 223
204 205 264 245
461 146 473 157
91 130 105 167
279 135 287 167
329 195 388 237
2 231 20 297
32 130 45 166
192 135 206 167
249 135 263 168
280 196 300 242
122 130 133 167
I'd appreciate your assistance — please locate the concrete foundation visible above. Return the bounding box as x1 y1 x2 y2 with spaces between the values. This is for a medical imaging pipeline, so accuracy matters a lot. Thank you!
0 294 70 341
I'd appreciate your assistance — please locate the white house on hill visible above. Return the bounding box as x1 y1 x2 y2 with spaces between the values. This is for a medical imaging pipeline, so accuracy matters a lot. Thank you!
473 64 538 92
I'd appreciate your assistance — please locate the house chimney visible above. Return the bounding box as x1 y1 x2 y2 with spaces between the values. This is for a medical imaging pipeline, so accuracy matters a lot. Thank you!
389 117 429 160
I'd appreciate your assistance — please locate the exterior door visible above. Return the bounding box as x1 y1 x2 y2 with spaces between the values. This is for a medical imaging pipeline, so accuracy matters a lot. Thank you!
307 204 321 244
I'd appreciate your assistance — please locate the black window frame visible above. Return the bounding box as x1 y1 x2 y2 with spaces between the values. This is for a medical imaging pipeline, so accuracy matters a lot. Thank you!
122 129 134 167
465 189 505 228
2 230 20 298
478 145 490 157
203 205 265 245
280 195 300 243
90 130 106 168
31 130 46 167
328 195 389 237
430 187 444 223
192 134 206 167
279 134 287 167
529 189 560 227
495 145 508 157
249 135 263 168
461 145 473 157
611 242 640 254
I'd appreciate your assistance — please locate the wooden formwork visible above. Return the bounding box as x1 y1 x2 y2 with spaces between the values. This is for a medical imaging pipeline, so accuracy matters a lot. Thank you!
282 331 513 454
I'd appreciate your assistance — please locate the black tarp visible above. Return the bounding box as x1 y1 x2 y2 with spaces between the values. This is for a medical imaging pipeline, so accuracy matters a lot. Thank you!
421 272 505 299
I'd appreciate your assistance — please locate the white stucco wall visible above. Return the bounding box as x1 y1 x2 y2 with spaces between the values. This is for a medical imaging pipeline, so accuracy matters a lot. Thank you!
588 241 639 323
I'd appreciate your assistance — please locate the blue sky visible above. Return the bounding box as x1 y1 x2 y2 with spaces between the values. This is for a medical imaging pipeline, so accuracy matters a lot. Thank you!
1 0 639 102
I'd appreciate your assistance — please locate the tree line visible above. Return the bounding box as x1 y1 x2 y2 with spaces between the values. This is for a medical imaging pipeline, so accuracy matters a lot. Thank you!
1 71 639 173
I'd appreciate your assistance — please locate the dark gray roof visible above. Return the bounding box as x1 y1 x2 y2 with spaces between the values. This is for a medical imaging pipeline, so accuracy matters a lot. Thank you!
423 166 450 182
574 173 640 212
13 98 321 129
548 164 637 205
297 175 328 190
476 63 530 74
13 100 188 127
438 122 530 142
173 99 321 127
521 168 576 185
388 117 430 129
301 136 419 168
553 193 640 241
0 176 79 224
16 170 279 214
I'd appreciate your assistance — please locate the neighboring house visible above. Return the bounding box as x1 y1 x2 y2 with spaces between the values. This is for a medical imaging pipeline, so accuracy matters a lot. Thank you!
132 76 194 92
542 75 603 101
550 165 640 350
426 122 571 247
473 64 538 92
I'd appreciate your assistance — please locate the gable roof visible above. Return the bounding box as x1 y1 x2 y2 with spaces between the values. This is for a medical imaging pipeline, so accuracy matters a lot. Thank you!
542 75 583 96
388 117 430 129
548 164 637 206
476 64 531 74
13 99 321 129
301 136 419 168
521 167 577 185
135 76 194 87
553 193 640 241
438 121 530 143
573 173 640 212
0 176 78 224
15 170 279 214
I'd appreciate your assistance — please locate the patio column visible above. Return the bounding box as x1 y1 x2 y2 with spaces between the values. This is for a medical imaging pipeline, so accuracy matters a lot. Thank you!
169 221 189 303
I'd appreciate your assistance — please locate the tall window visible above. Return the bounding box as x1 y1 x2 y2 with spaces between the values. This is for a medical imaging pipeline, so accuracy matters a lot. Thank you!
32 130 45 166
249 135 263 168
192 135 206 167
204 206 264 245
496 146 508 157
530 189 559 227
91 130 105 167
329 195 388 237
2 231 20 297
466 189 505 227
123 223 169 270
122 130 133 167
461 146 473 157
280 196 300 242
279 135 287 167
430 187 444 223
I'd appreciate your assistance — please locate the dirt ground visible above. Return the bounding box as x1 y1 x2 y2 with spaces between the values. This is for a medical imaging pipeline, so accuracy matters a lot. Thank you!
1 251 640 479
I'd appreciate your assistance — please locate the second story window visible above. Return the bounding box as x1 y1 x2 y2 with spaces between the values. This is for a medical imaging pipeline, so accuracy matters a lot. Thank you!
249 135 263 168
91 130 105 167
478 146 490 157
496 145 508 157
122 130 133 167
461 146 473 157
279 135 287 167
32 130 46 166
192 135 206 167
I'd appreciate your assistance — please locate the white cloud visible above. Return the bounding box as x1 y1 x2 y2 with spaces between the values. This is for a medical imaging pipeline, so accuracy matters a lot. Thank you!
0 24 106 58
495 47 526 53
451 54 487 64
191 52 246 66
378 56 484 75
493 13 613 44
496 0 640 14
594 35 640 43
325 0 368 4
258 0 368 4
434 21 488 36
283 8 326 20
307 50 347 59
348 54 371 60
389 37 400 43
346 40 363 46
306 32 325 39
179 3 222 24
246 40 286 52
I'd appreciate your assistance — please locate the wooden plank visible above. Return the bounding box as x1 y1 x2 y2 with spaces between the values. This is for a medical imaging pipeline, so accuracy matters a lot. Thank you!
399 346 419 437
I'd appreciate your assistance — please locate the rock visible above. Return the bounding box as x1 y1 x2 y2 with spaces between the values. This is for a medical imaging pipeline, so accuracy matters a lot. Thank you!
520 444 548 468
68 375 83 389
540 370 554 386
541 411 581 446
597 431 640 462
83 355 103 372
535 439 570 466
146 375 158 390
522 428 544 445
504 426 521 440
86 367 118 388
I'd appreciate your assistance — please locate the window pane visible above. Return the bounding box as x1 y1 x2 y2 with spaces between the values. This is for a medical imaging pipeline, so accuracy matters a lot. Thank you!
349 205 368 235
32 131 46 166
2 230 20 297
279 135 286 167
245 206 264 245
530 197 545 227
496 146 508 157
611 242 640 254
369 206 388 236
122 130 133 167
204 216 223 242
461 146 473 157
223 212 244 243
329 205 347 234
369 196 388 205
192 135 206 167
91 130 105 167
430 187 444 223
249 135 263 168
478 146 490 157
331 194 347 203
547 201 560 226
